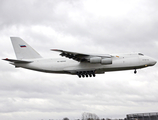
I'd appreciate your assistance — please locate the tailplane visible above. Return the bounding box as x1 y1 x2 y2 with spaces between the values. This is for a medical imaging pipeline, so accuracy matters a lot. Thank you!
10 37 42 59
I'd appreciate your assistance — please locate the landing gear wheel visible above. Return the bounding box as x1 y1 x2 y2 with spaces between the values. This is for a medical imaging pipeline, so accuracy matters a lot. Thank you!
82 74 85 78
93 74 96 77
78 74 81 78
134 69 137 74
86 74 88 77
76 70 96 78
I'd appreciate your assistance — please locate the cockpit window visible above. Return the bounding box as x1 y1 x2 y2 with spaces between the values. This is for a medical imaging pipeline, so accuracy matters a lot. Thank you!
138 53 144 56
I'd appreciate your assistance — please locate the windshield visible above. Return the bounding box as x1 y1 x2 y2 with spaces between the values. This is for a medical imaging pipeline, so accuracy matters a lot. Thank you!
138 53 144 56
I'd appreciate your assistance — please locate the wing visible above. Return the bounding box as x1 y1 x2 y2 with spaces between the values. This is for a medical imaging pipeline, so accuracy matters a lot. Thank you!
2 58 32 63
51 49 89 62
51 49 112 63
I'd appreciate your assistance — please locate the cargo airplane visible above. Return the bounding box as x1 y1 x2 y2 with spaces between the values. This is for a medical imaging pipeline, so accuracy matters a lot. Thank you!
3 37 157 78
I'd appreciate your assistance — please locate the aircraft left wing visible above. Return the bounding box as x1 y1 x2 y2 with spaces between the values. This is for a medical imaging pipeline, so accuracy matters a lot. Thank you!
51 49 112 63
51 49 89 62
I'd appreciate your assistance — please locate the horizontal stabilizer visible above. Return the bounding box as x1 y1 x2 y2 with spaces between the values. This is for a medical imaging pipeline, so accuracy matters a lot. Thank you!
2 58 32 63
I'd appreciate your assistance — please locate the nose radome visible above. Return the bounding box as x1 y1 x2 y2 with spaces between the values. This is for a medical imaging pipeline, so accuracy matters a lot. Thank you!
150 58 157 66
152 59 157 65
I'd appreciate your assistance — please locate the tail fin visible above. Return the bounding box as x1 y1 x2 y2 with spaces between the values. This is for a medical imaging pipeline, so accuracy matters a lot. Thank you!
10 37 42 59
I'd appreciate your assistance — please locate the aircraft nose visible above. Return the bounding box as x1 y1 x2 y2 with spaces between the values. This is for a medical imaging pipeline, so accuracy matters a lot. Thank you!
150 58 157 66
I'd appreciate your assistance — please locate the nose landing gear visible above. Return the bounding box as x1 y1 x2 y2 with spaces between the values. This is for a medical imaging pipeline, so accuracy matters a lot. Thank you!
134 69 137 74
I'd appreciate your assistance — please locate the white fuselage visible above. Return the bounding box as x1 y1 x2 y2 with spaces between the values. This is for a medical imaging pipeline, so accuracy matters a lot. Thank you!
13 53 156 75
5 37 157 78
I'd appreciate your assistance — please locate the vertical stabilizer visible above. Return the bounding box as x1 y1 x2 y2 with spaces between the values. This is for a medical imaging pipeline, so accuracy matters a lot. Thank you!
10 37 42 59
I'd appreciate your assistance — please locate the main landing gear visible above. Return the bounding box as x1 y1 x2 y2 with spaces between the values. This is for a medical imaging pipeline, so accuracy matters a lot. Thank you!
134 69 137 74
76 71 96 78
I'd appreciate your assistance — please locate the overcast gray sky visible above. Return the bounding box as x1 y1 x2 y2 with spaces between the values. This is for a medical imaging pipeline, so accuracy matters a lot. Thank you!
0 0 158 120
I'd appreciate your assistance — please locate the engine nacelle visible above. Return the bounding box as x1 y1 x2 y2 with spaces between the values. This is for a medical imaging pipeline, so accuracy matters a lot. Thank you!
90 57 112 65
101 58 112 65
90 57 101 64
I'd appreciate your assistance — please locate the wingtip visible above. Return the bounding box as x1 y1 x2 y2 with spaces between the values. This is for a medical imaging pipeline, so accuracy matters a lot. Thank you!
51 49 58 51
50 49 62 52
2 58 8 61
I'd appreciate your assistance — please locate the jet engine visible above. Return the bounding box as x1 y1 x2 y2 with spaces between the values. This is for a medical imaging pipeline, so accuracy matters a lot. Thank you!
90 57 112 65
101 58 112 65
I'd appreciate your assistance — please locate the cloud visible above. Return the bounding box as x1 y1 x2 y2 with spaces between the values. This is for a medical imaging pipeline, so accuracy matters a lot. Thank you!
0 0 158 120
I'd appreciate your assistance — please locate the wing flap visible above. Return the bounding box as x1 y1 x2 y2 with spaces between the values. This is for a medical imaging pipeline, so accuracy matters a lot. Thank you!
2 58 32 63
